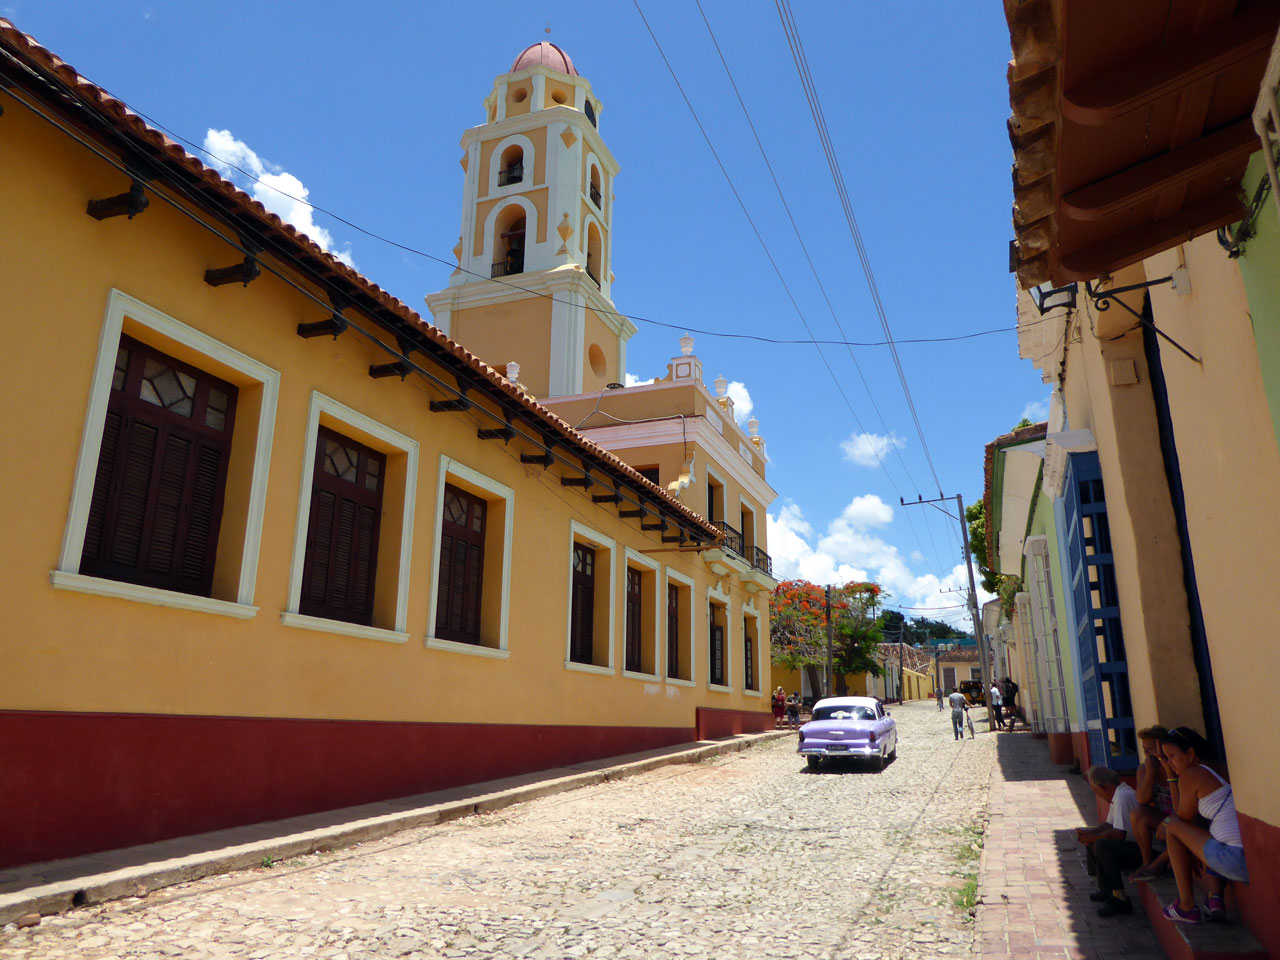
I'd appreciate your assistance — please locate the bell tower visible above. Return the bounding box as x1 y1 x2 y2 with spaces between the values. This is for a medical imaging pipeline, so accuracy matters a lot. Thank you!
426 42 636 399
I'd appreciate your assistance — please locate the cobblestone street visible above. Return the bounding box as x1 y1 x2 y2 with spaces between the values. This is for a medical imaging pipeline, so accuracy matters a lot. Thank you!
0 702 996 960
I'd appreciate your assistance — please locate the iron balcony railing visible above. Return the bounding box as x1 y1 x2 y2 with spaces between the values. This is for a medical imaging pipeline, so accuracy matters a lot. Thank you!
750 545 773 577
491 255 524 278
498 164 524 187
586 266 600 288
714 521 744 558
589 183 602 207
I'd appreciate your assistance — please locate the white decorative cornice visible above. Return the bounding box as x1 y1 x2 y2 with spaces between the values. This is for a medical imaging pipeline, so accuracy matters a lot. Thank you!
1043 428 1097 500
424 266 636 342
578 413 777 509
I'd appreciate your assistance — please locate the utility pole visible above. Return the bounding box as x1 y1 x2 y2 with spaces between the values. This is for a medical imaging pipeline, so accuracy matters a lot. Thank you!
824 584 834 698
900 492 994 730
898 622 905 702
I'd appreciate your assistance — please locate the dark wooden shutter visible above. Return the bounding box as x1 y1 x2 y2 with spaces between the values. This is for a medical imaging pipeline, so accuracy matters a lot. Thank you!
299 428 384 625
570 544 595 664
435 484 486 643
709 604 725 685
625 567 642 672
667 584 680 679
744 617 756 690
80 336 237 596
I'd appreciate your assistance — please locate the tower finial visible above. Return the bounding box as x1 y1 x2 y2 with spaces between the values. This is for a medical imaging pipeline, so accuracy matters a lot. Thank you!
545 21 551 37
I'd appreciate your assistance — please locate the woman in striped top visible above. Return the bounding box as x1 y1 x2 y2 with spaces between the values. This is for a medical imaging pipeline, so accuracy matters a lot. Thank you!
1158 727 1248 924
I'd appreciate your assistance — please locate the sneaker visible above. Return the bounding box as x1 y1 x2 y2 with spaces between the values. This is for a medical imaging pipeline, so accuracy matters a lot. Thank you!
1098 897 1134 917
1088 891 1111 902
1162 901 1202 924
1205 895 1226 923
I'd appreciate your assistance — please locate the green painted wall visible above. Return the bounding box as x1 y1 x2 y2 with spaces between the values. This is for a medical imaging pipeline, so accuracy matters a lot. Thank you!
1028 485 1083 726
1237 152 1280 452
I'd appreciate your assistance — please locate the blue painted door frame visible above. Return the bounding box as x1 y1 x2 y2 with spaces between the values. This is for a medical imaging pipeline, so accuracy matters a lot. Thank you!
1062 451 1138 771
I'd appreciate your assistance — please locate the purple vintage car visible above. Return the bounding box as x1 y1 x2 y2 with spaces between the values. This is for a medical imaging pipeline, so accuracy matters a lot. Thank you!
797 696 898 770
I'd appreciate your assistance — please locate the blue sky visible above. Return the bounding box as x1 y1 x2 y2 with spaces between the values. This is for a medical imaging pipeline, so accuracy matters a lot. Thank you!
11 2 1046 629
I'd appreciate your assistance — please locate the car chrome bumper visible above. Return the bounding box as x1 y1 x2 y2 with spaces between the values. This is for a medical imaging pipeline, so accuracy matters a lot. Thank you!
797 744 880 758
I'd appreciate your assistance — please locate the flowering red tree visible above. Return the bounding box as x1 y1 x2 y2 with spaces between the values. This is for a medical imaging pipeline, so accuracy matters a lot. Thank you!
768 579 885 696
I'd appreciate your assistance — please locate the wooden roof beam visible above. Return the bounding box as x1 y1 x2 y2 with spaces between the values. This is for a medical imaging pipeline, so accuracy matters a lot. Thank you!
1058 188 1246 281
1063 6 1280 126
1062 118 1258 221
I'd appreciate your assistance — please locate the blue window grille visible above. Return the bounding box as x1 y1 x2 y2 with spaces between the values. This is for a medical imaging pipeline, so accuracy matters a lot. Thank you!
1062 451 1138 771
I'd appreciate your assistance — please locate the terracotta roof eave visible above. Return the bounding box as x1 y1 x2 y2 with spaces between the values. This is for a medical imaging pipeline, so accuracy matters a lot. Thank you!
0 18 718 543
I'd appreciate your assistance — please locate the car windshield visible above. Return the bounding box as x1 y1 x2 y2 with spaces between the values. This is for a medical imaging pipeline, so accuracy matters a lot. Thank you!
812 705 875 722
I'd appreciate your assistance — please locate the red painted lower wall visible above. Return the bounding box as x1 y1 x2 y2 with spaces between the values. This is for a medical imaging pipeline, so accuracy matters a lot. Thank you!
695 706 772 740
0 710 696 869
1236 812 1280 957
1071 731 1090 768
1046 732 1074 764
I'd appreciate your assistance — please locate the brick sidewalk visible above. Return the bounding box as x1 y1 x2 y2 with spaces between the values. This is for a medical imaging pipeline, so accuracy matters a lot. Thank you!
977 732 1165 960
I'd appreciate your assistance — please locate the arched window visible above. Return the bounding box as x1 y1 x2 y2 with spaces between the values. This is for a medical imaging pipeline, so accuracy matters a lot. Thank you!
493 206 526 278
498 145 523 187
585 222 602 287
584 99 597 128
588 166 602 209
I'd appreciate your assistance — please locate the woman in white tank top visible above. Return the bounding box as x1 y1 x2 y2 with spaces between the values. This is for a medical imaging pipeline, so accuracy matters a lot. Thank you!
1157 727 1248 925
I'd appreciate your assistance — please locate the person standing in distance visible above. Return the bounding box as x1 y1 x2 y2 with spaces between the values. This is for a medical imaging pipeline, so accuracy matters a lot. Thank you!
989 681 1005 731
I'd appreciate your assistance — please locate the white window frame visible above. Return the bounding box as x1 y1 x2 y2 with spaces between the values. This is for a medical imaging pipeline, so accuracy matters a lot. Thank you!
488 133 537 194
741 596 764 696
565 519 616 675
425 455 514 659
52 288 279 619
282 391 418 645
663 567 697 686
621 546 661 680
706 581 733 692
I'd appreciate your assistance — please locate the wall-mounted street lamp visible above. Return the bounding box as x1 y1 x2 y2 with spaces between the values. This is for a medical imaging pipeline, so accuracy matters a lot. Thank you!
1029 281 1078 315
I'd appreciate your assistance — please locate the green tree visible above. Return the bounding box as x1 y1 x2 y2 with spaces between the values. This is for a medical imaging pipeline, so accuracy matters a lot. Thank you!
768 579 884 696
965 499 1023 617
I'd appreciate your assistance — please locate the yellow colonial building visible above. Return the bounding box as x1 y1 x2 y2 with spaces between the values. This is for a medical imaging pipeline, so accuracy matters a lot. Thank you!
0 27 776 869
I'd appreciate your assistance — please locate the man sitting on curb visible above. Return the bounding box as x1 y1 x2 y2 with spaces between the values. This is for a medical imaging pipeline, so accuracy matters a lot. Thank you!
1075 765 1142 917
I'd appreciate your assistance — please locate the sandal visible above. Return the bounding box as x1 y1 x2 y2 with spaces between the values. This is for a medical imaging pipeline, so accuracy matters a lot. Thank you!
1162 901 1202 924
1205 895 1226 923
1129 866 1164 883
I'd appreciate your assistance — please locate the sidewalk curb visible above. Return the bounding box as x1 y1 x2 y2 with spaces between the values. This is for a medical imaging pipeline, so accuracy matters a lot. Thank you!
0 730 792 925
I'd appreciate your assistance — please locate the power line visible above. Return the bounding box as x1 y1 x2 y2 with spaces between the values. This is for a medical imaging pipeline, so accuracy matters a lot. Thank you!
632 0 961 579
775 0 947 506
55 60 1051 361
775 0 967 565
694 0 946 575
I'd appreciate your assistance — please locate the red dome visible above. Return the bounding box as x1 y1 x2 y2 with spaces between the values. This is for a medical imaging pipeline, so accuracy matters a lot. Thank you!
510 42 577 76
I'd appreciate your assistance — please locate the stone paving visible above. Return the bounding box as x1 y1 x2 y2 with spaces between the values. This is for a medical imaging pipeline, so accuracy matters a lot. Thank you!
0 702 995 960
976 731 1165 960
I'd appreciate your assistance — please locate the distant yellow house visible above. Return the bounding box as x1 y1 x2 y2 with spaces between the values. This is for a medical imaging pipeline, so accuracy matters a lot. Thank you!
0 27 776 868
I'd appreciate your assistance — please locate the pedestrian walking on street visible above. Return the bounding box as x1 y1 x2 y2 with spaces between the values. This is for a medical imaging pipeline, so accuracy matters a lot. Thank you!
989 681 1005 730
947 688 968 740
771 686 786 729
786 692 801 731
935 686 943 711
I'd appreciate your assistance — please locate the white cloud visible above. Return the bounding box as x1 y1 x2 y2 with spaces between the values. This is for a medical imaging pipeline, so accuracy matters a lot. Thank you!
767 496 994 630
625 373 654 387
202 129 354 267
840 431 904 468
725 381 753 425
1021 395 1050 423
